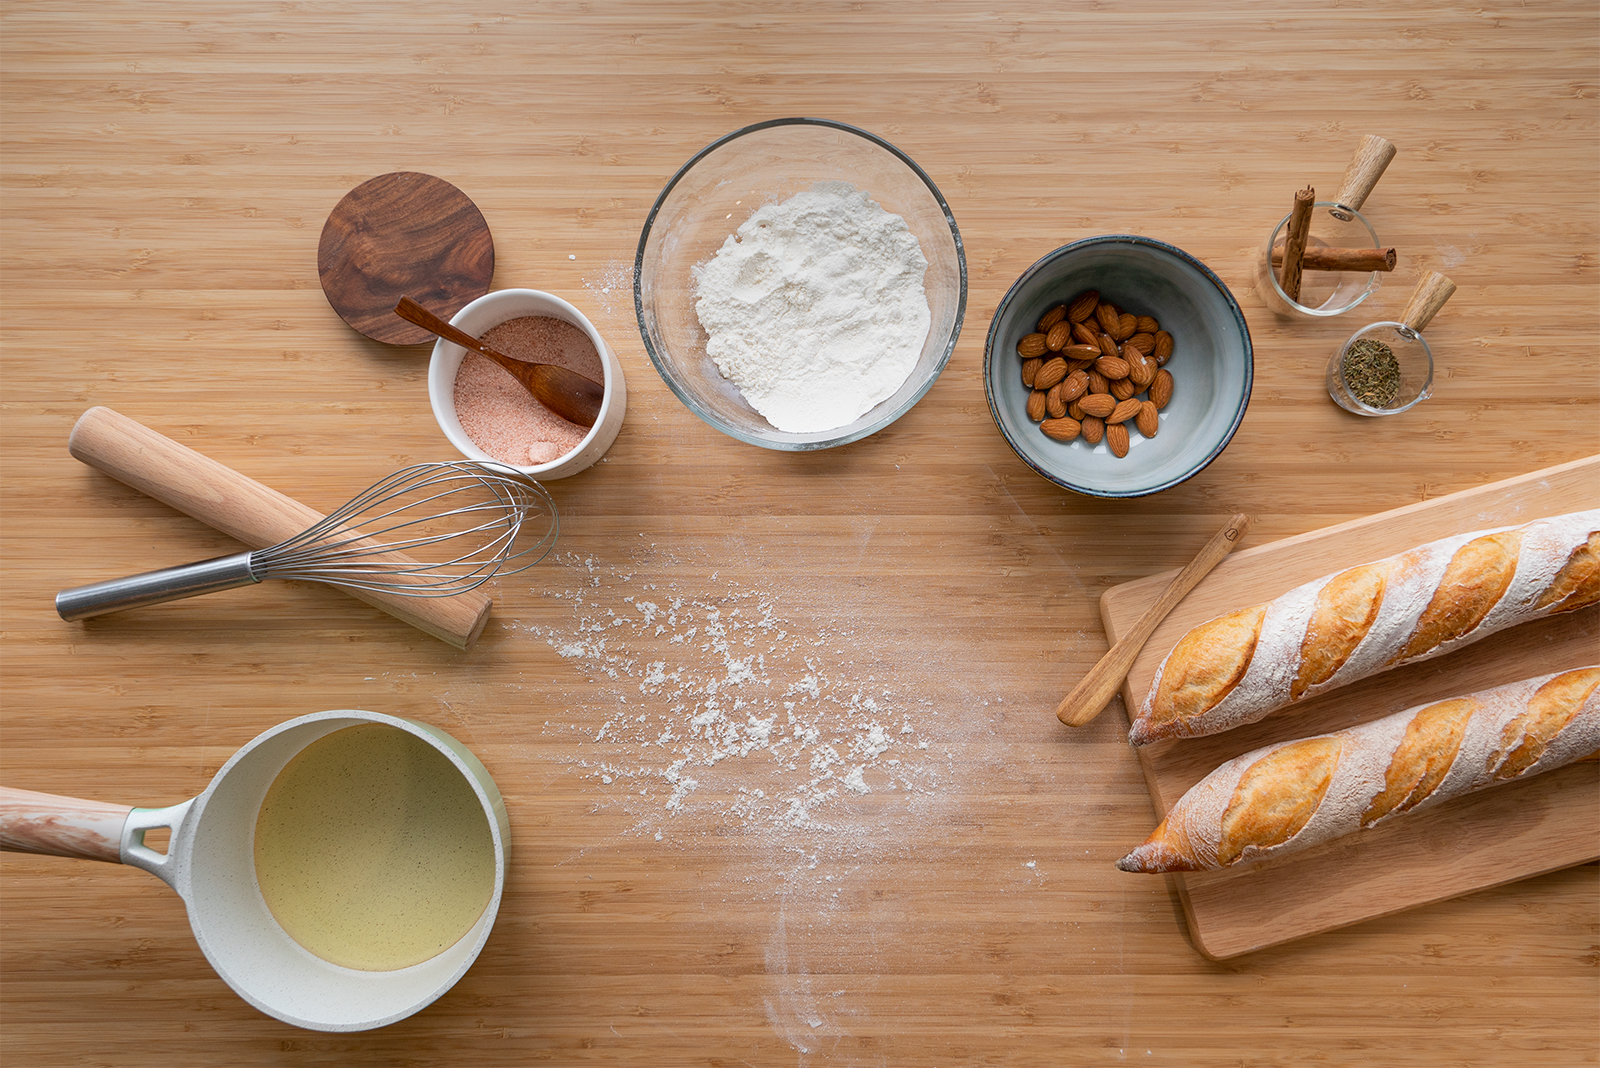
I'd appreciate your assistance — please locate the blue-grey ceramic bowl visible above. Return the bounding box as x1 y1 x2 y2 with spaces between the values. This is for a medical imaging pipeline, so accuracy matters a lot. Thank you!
984 236 1252 498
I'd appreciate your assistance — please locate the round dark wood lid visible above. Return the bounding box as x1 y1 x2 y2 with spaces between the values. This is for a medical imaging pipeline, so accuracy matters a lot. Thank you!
317 172 495 346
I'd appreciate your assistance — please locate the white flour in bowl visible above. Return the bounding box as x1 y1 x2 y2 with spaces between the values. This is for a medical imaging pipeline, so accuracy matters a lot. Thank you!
692 182 931 433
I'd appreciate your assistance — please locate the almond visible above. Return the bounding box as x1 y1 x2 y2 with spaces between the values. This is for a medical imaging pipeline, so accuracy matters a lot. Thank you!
1016 284 1180 459
1108 397 1142 424
1046 383 1067 419
1136 399 1160 437
1067 290 1099 322
1095 302 1121 336
1026 389 1047 422
1034 356 1068 391
1153 330 1174 363
1041 417 1082 442
1150 368 1175 408
1127 352 1156 388
1079 393 1117 418
1094 355 1130 380
1106 422 1131 458
1125 332 1155 355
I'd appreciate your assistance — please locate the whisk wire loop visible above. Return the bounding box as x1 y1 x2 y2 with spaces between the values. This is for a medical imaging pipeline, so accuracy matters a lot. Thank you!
257 461 557 596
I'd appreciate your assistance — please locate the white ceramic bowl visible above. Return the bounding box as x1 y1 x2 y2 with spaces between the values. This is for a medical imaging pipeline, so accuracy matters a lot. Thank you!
635 117 966 450
428 289 626 479
984 235 1253 498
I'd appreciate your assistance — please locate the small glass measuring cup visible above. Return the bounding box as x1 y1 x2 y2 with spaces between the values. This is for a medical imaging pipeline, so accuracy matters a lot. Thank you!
1327 271 1456 416
1258 135 1397 318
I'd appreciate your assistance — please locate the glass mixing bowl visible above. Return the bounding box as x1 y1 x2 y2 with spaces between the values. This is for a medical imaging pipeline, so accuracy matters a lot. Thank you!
634 118 967 450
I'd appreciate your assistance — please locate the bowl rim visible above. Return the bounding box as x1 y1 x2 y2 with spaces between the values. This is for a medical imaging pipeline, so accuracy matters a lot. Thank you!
427 287 623 477
983 234 1253 499
633 116 968 451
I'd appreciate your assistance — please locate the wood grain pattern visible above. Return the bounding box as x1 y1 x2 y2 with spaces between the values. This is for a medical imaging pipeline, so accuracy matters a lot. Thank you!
317 171 495 346
2 2 1597 1066
1101 457 1599 959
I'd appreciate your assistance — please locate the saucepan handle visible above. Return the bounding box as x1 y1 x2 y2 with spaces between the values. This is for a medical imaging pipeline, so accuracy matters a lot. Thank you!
0 786 131 863
0 786 191 889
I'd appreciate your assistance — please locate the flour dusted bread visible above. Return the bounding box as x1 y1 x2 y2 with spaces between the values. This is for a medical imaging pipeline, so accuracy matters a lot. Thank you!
1117 668 1600 873
1129 510 1600 746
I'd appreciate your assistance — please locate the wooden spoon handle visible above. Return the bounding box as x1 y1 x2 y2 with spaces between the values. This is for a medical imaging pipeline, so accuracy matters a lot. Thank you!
1056 513 1252 728
395 295 503 361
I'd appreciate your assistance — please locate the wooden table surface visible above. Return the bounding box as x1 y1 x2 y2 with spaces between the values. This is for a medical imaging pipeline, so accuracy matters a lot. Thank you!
3 3 1596 1065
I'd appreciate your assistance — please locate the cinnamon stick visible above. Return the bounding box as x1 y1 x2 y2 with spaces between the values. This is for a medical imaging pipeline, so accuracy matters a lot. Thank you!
1279 185 1315 302
1270 246 1397 272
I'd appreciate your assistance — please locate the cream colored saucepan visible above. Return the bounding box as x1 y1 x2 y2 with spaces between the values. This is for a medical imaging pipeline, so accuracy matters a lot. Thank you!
0 710 509 1032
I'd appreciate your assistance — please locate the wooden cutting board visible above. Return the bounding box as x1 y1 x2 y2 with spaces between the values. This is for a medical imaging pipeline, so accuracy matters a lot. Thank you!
1100 455 1600 960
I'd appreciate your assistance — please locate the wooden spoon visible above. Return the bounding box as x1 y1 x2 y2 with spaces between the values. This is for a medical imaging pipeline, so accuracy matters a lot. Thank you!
394 296 604 429
1056 513 1252 728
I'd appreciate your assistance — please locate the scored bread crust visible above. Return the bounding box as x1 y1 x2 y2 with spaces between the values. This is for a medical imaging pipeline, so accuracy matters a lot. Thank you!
1117 667 1600 873
1129 509 1600 746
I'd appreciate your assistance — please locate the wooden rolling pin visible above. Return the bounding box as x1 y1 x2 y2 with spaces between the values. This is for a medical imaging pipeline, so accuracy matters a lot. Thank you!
65 406 492 649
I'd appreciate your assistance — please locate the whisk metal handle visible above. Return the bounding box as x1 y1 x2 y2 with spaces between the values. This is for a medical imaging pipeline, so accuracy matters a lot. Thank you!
56 552 259 621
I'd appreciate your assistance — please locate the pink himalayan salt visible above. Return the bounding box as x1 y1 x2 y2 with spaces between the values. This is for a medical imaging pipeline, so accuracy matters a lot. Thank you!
453 315 603 467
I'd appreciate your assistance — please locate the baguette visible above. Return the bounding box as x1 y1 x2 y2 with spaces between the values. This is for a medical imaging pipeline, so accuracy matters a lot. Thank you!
1129 509 1600 746
1117 667 1600 873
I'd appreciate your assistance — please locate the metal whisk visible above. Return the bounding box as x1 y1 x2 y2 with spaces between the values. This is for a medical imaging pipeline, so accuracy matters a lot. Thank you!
56 461 558 621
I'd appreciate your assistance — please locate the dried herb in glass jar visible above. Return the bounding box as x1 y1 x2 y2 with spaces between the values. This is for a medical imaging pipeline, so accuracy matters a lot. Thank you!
1340 338 1402 409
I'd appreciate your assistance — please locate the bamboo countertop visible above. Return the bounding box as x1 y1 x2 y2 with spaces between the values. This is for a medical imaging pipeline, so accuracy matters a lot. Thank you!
2 4 1596 1066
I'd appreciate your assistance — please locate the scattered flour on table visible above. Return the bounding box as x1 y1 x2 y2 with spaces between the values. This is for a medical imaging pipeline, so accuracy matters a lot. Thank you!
503 547 1014 1057
580 259 634 320
692 182 931 433
516 550 952 843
